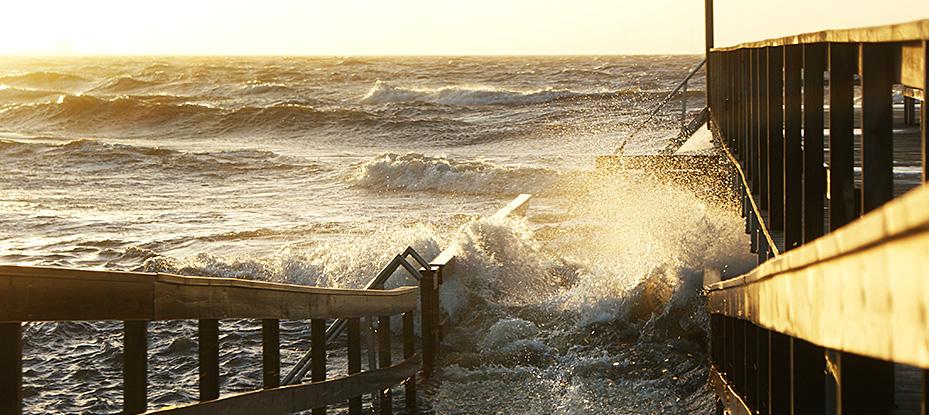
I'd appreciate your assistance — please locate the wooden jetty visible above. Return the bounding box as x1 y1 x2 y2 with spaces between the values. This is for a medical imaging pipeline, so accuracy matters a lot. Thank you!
702 0 929 412
0 195 531 414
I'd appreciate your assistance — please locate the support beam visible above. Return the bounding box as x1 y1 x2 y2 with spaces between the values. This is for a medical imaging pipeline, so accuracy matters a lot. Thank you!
124 320 148 414
767 46 785 233
836 352 895 414
860 43 895 213
769 332 791 414
199 319 220 402
378 316 392 415
791 338 825 414
0 323 22 415
402 312 416 413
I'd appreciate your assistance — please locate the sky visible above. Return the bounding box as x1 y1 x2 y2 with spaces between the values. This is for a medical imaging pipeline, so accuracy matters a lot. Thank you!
1 0 926 56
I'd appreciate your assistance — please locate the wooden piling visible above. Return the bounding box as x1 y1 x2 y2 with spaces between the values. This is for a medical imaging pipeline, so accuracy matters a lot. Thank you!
0 322 22 415
791 338 825 414
769 331 790 414
860 43 895 213
836 352 895 413
124 320 148 414
419 269 436 378
311 319 327 415
262 319 280 389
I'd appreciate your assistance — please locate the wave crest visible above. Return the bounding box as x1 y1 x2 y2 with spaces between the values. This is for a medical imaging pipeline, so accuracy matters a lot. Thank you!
349 153 562 195
360 81 586 106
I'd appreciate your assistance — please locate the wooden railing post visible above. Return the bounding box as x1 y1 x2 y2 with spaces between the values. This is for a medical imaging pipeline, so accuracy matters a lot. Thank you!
419 269 436 378
378 316 392 415
860 43 895 213
791 338 825 413
198 319 220 402
0 322 22 415
802 44 827 243
347 318 363 415
745 322 758 409
828 43 859 230
836 352 895 413
767 46 784 234
402 312 416 413
262 319 280 389
311 318 327 415
123 320 148 414
756 326 770 414
757 48 769 216
784 44 803 250
769 331 790 414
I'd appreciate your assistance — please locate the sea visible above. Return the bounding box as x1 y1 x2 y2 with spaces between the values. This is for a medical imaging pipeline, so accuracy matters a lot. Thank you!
0 56 756 414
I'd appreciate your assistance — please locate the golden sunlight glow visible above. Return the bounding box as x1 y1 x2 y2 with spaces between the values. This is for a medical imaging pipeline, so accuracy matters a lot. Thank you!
0 0 926 56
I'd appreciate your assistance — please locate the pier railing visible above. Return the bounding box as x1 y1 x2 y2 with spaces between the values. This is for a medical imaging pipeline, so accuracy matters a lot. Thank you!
705 19 928 414
0 194 532 415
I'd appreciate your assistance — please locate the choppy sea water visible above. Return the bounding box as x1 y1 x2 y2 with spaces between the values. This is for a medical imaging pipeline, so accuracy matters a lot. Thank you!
0 56 755 413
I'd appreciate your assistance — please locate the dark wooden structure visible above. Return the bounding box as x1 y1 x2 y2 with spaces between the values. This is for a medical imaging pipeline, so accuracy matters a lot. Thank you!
705 19 929 414
0 195 532 415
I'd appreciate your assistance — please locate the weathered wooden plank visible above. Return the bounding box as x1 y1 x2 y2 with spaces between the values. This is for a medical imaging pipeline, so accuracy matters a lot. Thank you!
311 318 327 415
784 45 803 249
706 182 929 368
146 355 421 415
802 44 827 243
901 41 927 90
829 43 859 230
0 266 418 322
262 319 280 389
860 43 895 213
346 318 363 415
711 19 929 52
0 322 22 415
198 319 219 401
125 320 148 414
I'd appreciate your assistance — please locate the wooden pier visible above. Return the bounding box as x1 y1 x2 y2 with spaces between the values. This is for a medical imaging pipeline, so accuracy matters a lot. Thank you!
0 195 531 415
704 13 929 414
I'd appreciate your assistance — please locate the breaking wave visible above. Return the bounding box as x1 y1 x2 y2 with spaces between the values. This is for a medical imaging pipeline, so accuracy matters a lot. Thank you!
360 81 607 106
348 152 565 195
0 71 90 89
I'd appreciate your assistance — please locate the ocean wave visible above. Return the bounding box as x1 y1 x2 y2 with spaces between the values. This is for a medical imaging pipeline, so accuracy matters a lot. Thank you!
348 153 563 195
89 76 161 94
0 85 66 103
360 81 594 106
0 139 317 177
0 71 90 89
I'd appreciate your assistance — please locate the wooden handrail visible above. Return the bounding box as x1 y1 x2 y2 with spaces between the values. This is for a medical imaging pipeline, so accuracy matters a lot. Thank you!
711 19 929 52
0 266 418 322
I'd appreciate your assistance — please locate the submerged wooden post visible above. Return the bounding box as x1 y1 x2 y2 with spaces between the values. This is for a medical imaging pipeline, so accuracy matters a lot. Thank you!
828 43 858 230
783 45 803 249
124 320 148 414
860 43 895 213
803 44 827 242
199 319 220 401
402 312 416 413
378 316 392 415
347 318 363 415
311 318 327 415
262 319 280 389
0 322 22 415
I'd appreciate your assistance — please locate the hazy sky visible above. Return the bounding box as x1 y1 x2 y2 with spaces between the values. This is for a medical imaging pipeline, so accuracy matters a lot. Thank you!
2 0 926 56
